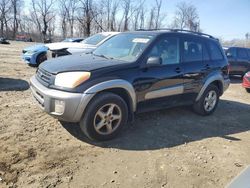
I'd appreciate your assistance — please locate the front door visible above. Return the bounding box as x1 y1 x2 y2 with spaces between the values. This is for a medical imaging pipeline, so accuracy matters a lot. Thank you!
135 35 184 112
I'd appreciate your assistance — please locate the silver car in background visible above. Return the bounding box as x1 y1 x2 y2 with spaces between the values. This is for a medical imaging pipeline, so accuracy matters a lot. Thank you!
46 32 119 58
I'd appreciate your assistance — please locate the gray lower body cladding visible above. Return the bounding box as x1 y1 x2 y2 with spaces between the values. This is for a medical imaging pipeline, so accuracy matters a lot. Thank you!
30 76 94 122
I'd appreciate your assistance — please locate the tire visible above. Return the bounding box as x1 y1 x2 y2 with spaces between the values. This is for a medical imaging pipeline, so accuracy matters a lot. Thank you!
246 88 250 93
193 84 220 116
36 53 47 66
80 92 128 141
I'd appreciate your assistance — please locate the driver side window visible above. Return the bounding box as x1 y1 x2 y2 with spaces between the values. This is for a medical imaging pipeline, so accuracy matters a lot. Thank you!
148 37 180 65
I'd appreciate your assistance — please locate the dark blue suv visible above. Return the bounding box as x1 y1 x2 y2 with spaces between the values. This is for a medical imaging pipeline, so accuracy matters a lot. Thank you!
30 29 230 141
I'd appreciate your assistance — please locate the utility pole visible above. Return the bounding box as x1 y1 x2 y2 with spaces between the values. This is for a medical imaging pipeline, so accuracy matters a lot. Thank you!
245 33 249 47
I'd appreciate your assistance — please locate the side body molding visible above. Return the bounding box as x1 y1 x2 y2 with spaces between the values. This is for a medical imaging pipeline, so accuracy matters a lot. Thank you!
196 72 227 101
84 79 137 112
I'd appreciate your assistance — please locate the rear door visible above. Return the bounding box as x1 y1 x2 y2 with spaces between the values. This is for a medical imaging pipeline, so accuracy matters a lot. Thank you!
180 36 210 101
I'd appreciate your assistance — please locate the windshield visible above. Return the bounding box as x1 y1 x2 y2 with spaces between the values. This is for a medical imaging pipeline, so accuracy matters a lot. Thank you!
82 33 109 45
62 38 83 43
62 38 73 42
93 33 154 62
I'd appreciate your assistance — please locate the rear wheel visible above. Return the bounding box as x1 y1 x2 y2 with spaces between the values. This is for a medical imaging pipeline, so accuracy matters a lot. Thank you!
193 84 219 116
246 88 250 93
80 92 128 141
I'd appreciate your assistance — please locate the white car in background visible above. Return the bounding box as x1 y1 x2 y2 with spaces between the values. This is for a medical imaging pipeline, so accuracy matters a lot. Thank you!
46 32 119 58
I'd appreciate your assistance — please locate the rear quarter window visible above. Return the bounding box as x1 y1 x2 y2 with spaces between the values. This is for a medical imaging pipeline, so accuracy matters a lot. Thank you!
182 38 209 62
207 41 224 60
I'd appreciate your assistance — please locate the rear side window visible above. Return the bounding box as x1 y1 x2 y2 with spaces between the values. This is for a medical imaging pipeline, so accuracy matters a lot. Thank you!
182 38 208 62
207 41 224 60
237 48 248 59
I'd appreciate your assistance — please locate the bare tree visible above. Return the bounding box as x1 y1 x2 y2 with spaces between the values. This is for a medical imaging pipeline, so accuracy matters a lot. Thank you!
0 0 204 40
122 0 131 31
172 2 186 29
147 7 155 29
67 0 78 37
132 0 145 30
110 0 119 31
185 3 199 31
172 1 200 31
11 0 21 38
139 5 145 29
0 0 11 37
77 0 95 36
58 0 68 38
154 0 162 29
58 0 78 38
31 0 55 42
101 0 111 30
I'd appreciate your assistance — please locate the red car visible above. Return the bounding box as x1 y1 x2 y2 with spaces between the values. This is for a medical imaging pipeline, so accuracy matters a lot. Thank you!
242 72 250 93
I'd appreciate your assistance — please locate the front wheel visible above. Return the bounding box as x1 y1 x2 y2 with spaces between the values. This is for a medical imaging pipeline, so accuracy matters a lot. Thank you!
246 88 250 93
36 53 47 66
193 85 219 116
80 92 128 141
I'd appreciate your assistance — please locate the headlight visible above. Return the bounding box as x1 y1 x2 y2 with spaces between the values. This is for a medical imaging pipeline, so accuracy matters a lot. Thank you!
55 72 91 88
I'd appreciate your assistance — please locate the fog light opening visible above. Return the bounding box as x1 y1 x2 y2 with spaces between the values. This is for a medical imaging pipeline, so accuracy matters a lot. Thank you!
54 100 65 114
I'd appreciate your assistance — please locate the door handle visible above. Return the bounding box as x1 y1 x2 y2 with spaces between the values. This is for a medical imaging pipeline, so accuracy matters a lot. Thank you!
175 67 182 73
204 64 211 70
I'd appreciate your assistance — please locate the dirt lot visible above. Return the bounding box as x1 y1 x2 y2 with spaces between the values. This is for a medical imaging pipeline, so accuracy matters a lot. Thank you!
0 41 250 188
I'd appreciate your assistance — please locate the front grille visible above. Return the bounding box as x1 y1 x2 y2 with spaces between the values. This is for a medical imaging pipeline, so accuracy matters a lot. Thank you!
36 68 52 84
34 93 44 107
55 49 71 57
30 85 45 109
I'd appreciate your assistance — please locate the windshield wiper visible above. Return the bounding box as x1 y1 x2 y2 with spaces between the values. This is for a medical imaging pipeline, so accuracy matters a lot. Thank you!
93 53 113 60
85 51 93 54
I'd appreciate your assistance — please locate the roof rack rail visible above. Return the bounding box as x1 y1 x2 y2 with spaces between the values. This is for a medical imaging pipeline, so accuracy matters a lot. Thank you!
136 28 218 40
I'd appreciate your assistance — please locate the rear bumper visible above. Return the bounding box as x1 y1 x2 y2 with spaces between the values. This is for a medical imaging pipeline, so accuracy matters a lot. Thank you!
30 76 95 122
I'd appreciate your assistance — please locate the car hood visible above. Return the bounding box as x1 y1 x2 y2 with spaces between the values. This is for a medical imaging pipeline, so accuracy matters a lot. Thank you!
24 44 47 52
45 42 95 51
39 54 128 74
67 47 96 54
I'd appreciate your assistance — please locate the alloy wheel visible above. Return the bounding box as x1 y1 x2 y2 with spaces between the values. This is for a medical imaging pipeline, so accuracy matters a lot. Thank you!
93 103 122 135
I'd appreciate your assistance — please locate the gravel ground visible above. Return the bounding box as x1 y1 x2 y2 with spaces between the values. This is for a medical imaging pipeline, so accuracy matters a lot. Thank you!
0 41 250 188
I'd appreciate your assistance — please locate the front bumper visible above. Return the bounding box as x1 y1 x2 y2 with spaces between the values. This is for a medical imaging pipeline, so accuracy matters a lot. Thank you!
22 53 37 65
30 76 95 122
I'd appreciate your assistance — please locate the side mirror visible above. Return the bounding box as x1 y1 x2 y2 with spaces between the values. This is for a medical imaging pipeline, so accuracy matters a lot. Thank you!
226 52 233 58
146 56 162 66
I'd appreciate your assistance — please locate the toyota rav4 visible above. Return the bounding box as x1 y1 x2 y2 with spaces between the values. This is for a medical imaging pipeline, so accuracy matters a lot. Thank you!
30 29 230 141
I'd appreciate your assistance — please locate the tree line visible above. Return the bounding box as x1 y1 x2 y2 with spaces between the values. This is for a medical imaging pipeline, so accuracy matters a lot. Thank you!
0 0 200 42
